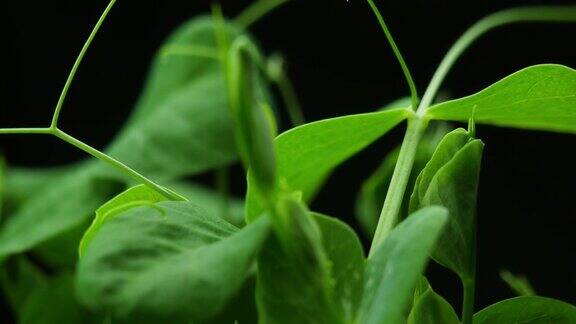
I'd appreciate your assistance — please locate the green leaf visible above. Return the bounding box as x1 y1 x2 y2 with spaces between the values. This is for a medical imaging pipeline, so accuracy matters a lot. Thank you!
77 201 270 322
18 273 100 324
355 123 448 238
408 277 459 324
357 206 448 324
427 64 576 134
79 184 171 258
409 128 484 281
473 296 576 324
246 108 410 222
0 174 120 258
228 38 277 195
100 17 273 182
256 213 365 323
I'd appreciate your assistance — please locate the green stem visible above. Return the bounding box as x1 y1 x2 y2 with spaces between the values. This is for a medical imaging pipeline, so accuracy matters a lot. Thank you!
462 278 476 324
0 128 52 135
52 128 183 201
51 0 117 128
276 73 305 126
366 0 419 110
370 115 427 254
236 0 290 28
417 6 576 114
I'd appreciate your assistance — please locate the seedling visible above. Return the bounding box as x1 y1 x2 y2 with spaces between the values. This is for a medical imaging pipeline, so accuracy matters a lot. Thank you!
1 0 575 323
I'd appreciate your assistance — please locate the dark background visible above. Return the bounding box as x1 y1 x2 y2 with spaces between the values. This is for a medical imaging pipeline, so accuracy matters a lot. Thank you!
2 0 575 316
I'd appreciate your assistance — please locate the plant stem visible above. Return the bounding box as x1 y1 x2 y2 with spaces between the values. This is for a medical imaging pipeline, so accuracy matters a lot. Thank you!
51 0 117 128
462 278 476 324
275 73 305 126
366 0 419 110
0 128 52 135
417 6 576 113
52 128 183 201
236 0 290 28
370 115 427 254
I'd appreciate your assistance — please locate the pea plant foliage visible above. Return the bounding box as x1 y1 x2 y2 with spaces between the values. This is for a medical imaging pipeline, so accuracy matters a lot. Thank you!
1 0 575 323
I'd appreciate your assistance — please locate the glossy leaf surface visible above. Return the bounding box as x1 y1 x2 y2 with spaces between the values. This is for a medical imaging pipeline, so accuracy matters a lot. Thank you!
427 65 576 133
474 296 576 324
246 108 410 222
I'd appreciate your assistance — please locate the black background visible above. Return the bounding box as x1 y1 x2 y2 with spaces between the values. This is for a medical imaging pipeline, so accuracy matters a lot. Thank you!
2 0 575 317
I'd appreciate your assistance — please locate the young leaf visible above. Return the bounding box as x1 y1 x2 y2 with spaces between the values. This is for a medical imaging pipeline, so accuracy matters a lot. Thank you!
18 273 101 324
357 206 448 324
228 38 277 196
79 184 172 257
0 174 120 259
256 212 365 323
408 277 460 324
355 123 448 237
473 296 576 324
409 128 484 283
76 201 270 322
246 108 410 222
427 64 576 134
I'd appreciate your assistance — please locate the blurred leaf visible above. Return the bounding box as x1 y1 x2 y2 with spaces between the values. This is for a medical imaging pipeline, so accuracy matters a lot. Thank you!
499 270 536 296
357 206 448 324
473 296 576 324
427 64 576 134
0 256 46 313
408 277 459 324
18 273 101 324
409 129 484 282
0 174 120 258
77 201 270 322
246 109 410 222
256 212 365 323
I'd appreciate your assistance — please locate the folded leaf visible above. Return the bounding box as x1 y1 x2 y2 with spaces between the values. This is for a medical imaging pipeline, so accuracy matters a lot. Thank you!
246 108 410 222
409 128 484 282
357 206 448 324
77 201 270 322
408 277 459 324
427 64 576 133
474 296 576 323
79 184 171 257
256 213 365 323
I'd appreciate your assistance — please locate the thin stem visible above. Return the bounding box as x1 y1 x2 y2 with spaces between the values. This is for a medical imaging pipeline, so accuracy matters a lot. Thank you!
159 45 220 60
276 73 305 126
370 115 427 254
417 6 576 114
0 128 52 135
366 0 419 110
52 129 184 201
51 0 117 128
236 0 290 28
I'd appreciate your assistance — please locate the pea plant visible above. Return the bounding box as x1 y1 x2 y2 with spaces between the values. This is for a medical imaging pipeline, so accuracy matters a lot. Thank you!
1 0 575 323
